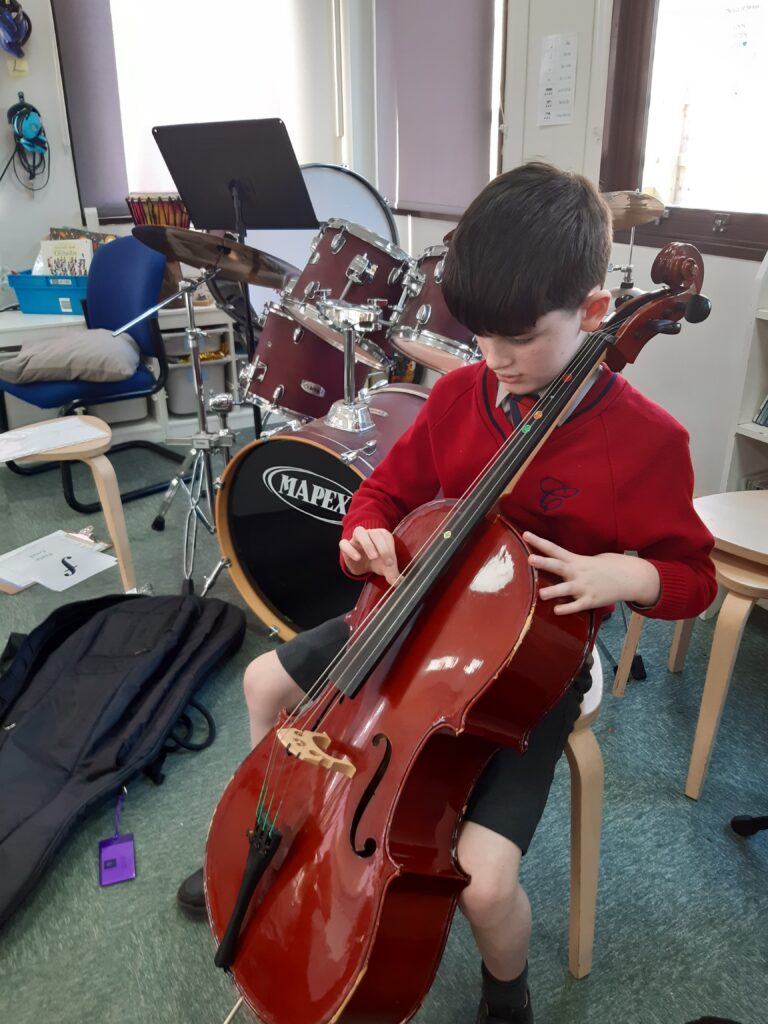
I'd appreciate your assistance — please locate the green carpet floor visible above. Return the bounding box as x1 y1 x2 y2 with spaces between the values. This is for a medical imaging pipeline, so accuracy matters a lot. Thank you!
1 443 766 1024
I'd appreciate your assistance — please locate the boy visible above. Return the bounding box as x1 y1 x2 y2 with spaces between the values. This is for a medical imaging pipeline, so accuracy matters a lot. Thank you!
179 163 716 1024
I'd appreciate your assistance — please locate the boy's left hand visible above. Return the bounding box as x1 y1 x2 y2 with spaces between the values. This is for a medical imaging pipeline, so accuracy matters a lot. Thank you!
523 531 661 614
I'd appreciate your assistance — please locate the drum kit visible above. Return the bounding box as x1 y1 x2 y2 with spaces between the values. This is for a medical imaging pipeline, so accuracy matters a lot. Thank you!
126 208 479 636
120 183 664 639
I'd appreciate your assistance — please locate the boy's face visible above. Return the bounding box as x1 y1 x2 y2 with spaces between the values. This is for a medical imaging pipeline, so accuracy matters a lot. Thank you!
476 287 611 396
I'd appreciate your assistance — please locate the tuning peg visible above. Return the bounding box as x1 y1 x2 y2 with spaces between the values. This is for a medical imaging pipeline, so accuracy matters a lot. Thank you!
646 319 681 335
685 294 711 324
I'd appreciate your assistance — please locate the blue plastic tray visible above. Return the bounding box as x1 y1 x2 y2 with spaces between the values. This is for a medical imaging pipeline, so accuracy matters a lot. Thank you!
9 270 88 315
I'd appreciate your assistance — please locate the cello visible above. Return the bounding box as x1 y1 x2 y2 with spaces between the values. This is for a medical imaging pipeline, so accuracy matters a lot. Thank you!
205 242 710 1024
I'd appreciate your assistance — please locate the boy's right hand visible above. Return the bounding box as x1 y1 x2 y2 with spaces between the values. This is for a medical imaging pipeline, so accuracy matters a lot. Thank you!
339 527 399 585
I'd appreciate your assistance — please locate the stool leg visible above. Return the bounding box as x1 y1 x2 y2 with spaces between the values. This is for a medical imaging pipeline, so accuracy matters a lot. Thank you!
667 618 695 673
565 725 604 979
612 611 645 698
684 591 754 800
84 454 136 593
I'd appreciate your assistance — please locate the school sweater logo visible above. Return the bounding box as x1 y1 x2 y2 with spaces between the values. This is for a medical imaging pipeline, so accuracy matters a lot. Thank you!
539 476 579 512
263 466 353 524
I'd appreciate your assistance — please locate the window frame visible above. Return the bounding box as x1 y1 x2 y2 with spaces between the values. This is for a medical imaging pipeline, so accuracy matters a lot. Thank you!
600 0 768 262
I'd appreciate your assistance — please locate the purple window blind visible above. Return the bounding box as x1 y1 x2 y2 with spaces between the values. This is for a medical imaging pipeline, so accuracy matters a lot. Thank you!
51 0 129 219
375 0 495 216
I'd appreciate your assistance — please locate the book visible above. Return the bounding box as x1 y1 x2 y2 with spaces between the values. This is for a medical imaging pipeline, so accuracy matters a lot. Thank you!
752 391 768 427
37 238 93 277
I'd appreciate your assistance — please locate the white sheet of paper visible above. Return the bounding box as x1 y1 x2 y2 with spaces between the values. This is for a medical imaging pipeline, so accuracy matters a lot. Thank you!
0 531 116 590
537 33 578 126
0 419 108 463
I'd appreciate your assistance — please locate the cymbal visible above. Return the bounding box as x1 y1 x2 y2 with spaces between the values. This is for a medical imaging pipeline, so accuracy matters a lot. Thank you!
133 226 300 291
602 190 665 231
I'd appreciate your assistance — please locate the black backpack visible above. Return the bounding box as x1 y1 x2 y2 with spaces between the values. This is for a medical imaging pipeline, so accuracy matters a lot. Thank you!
0 593 245 927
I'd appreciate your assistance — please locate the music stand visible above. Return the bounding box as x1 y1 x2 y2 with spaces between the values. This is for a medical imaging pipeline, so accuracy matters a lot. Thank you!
152 118 319 367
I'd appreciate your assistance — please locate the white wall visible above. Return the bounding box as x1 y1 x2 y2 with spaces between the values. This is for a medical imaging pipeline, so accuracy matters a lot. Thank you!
0 0 81 272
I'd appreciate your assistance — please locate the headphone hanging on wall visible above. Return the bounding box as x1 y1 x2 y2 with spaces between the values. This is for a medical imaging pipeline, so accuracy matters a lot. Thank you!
2 91 49 189
0 0 32 59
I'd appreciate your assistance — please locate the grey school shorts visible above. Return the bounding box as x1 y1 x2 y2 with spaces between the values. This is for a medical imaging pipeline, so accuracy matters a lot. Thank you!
277 615 592 855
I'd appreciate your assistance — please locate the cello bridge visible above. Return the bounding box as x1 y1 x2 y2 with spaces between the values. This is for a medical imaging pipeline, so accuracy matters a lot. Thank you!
276 728 357 778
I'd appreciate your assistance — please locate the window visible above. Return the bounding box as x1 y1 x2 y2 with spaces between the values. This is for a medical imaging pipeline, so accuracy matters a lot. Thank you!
52 0 340 221
374 0 501 219
600 0 768 260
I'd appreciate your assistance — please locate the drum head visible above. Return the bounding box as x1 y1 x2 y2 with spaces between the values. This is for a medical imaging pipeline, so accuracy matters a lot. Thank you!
246 163 399 314
219 436 365 633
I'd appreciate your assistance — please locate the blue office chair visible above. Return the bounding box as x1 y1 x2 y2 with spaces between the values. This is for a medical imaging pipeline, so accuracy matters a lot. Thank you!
0 234 186 513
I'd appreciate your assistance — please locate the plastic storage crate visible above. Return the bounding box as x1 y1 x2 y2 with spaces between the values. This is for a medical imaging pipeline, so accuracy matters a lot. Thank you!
9 270 88 315
165 360 227 416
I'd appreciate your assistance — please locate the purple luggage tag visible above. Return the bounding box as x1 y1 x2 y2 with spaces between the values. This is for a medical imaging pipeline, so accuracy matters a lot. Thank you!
98 787 136 887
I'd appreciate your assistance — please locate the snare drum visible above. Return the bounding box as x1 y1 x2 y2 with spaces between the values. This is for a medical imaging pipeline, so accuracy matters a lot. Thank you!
389 245 480 374
285 219 412 354
216 384 429 638
240 303 369 423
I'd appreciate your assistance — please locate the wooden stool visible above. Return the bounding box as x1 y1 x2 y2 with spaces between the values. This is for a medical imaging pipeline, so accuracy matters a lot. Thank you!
612 491 768 799
7 416 136 592
564 654 604 978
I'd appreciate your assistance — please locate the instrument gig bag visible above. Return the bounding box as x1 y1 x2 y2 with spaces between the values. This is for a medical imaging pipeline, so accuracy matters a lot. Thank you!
0 593 246 927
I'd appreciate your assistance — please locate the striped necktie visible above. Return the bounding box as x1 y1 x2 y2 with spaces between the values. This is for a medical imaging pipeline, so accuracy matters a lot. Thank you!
501 392 539 427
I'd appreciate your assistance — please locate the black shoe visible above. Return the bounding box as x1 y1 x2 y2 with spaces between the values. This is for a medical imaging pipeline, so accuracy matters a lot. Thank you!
176 866 206 918
476 991 533 1024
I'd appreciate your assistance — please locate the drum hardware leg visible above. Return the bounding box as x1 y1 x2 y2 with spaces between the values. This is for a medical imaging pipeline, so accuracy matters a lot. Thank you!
200 556 231 597
220 997 244 1024
151 448 197 532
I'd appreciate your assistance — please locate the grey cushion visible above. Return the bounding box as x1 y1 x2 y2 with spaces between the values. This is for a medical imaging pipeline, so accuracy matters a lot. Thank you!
0 327 141 384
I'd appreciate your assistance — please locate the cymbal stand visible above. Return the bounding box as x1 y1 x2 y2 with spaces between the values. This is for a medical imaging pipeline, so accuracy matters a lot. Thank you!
116 271 236 592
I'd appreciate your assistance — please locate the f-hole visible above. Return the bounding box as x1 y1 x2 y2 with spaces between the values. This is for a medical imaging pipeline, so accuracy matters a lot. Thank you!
350 733 391 857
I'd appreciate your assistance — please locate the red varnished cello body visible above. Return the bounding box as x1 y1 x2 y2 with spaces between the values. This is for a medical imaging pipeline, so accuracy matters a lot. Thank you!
205 243 710 1024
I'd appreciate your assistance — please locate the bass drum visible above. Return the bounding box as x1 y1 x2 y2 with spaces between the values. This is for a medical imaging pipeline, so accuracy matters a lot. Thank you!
216 384 429 639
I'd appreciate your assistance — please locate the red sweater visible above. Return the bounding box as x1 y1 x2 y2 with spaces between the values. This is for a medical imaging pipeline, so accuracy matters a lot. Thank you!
341 362 717 621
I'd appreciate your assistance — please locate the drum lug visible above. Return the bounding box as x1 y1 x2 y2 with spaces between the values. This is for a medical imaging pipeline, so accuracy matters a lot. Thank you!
253 357 268 383
434 257 446 283
416 303 432 327
340 439 377 464
292 327 303 344
303 280 319 300
330 226 348 253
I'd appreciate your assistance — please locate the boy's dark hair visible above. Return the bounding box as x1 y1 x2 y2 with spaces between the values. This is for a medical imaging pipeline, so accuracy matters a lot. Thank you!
441 162 611 337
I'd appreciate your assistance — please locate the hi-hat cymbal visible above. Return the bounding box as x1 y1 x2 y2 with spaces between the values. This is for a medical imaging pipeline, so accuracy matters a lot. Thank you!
133 226 300 291
602 190 665 231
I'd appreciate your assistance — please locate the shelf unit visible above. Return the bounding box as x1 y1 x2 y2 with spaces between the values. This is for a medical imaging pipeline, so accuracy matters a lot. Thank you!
722 257 768 491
